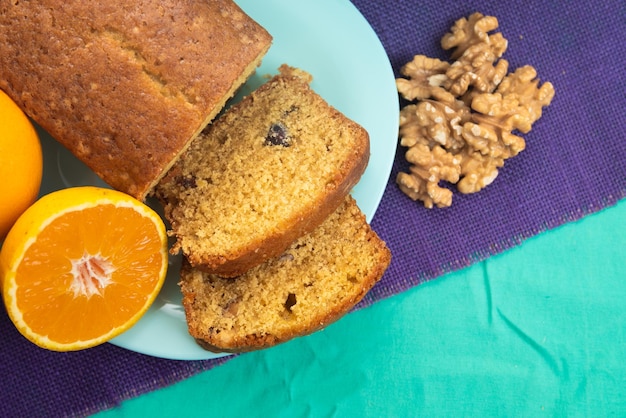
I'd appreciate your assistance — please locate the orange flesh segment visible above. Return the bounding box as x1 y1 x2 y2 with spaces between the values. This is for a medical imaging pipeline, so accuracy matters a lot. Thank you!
14 205 164 344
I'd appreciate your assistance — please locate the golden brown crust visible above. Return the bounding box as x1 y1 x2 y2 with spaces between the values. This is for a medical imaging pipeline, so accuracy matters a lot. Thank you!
0 0 271 199
179 196 391 353
156 71 370 276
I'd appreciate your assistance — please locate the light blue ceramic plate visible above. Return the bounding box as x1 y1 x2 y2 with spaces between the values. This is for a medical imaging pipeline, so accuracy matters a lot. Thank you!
39 0 398 360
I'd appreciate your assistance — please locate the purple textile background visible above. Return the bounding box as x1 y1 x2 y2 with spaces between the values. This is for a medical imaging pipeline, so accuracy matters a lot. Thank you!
0 0 624 416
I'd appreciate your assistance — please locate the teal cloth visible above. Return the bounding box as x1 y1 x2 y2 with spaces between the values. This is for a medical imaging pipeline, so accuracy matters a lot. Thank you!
95 199 626 417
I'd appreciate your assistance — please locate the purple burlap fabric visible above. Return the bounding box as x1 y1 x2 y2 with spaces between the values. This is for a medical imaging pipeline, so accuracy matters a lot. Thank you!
1 0 624 416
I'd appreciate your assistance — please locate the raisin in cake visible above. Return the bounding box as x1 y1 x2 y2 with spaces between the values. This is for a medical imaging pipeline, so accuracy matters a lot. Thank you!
180 196 391 353
0 0 272 199
155 66 370 277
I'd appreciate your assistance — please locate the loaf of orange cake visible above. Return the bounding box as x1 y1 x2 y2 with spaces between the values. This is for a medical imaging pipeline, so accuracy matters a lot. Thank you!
0 0 272 199
180 196 391 353
155 66 370 277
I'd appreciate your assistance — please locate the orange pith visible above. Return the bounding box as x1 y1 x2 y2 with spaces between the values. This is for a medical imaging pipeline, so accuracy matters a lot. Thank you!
1 187 168 351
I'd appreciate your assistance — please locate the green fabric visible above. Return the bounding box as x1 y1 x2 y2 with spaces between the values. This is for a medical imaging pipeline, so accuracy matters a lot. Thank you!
96 199 626 417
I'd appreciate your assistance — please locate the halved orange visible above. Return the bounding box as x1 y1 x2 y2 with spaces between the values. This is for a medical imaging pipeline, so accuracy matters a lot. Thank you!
0 186 168 351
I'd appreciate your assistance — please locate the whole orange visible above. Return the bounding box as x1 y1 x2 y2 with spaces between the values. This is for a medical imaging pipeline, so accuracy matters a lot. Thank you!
0 89 43 240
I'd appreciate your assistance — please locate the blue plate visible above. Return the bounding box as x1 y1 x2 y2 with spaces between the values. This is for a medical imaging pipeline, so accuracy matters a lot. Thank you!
39 0 398 360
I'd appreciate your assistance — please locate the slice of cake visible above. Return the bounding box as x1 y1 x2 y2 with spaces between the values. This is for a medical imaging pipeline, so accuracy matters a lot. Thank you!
179 196 391 353
0 0 272 199
155 66 370 277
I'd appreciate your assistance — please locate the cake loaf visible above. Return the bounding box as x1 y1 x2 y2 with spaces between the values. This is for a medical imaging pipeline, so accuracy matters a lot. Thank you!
0 0 272 199
180 196 391 353
155 66 370 277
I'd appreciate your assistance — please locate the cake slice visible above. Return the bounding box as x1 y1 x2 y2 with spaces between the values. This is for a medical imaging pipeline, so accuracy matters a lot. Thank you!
179 196 391 353
155 67 370 277
0 0 272 199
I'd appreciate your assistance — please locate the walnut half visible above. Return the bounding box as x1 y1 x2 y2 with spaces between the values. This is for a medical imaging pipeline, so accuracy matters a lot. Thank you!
397 144 461 208
396 55 455 104
441 12 502 60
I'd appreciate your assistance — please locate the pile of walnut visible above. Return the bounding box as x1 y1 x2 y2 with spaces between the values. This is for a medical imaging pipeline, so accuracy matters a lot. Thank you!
396 12 555 208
